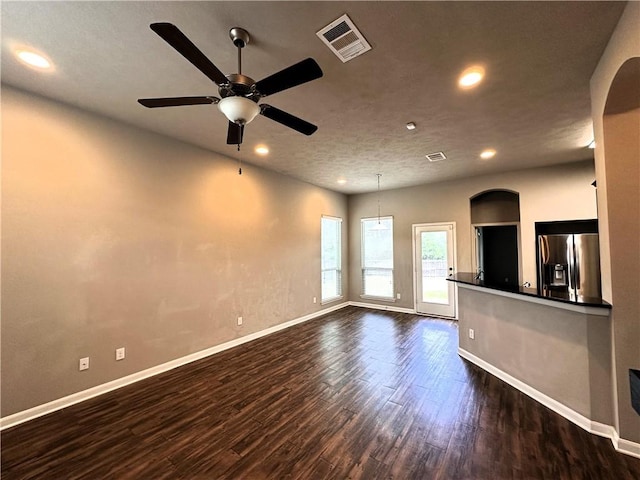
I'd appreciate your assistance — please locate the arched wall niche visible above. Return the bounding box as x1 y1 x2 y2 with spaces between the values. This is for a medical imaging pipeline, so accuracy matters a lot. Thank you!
470 189 520 225
469 188 520 200
470 189 522 287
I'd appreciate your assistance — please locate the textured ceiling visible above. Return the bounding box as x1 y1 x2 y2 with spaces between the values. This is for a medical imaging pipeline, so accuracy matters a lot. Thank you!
1 1 626 193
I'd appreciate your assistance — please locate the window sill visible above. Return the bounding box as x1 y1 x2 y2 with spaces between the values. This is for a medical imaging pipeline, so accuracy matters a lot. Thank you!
321 296 344 306
360 295 396 303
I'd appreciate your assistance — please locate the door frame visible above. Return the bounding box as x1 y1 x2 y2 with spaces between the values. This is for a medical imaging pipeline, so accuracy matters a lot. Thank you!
412 222 457 318
471 221 522 285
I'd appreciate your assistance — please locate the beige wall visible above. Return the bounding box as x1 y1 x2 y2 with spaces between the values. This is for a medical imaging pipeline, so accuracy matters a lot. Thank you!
348 161 597 309
602 106 640 443
1 86 348 417
590 1 640 444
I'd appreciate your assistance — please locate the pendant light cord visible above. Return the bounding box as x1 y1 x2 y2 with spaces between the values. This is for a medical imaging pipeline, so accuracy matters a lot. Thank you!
377 173 382 224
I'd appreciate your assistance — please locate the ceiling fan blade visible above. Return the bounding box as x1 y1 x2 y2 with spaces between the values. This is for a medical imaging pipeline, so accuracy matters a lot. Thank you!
150 23 229 86
226 122 244 145
260 104 318 136
138 96 218 108
254 58 323 97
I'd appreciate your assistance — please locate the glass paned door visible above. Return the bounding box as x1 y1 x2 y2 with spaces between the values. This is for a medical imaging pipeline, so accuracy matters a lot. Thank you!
414 223 456 317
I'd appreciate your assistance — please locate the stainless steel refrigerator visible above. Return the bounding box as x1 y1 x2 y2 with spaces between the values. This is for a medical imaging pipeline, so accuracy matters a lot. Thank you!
537 233 602 301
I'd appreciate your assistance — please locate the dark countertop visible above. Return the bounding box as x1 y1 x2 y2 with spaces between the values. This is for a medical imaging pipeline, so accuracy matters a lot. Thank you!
448 273 611 309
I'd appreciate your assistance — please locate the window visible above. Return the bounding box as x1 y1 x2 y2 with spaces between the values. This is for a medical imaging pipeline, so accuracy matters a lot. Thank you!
361 216 394 299
321 216 342 302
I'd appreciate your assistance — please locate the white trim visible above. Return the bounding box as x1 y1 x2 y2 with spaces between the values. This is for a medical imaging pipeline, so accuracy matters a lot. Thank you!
458 347 640 459
349 301 415 315
614 433 640 459
361 216 394 299
414 311 458 321
471 222 523 286
359 294 396 303
5 303 635 460
456 282 611 316
471 221 521 227
458 348 593 430
321 215 343 301
0 301 349 431
412 222 457 318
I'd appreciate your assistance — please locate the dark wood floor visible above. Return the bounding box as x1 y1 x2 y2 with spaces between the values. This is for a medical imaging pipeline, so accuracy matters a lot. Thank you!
2 307 640 479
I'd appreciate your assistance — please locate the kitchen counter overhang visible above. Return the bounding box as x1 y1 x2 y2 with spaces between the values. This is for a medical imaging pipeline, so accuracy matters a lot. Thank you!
448 272 611 316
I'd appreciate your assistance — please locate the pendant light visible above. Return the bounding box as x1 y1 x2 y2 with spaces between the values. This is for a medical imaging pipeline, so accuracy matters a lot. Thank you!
372 173 388 230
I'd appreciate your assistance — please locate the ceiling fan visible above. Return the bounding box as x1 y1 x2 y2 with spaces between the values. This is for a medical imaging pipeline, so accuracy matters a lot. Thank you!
138 23 323 148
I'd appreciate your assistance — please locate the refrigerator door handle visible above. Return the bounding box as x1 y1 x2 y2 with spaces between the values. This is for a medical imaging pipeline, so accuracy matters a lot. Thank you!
568 236 577 299
574 245 581 289
541 236 549 263
538 235 548 291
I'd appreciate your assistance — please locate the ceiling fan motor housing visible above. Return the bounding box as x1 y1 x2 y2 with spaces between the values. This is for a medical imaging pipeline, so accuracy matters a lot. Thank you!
220 73 258 98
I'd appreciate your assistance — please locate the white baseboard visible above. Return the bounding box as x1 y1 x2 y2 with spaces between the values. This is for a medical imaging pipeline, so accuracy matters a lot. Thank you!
458 348 640 459
349 301 416 315
613 430 640 459
6 306 638 461
349 301 457 320
0 302 349 431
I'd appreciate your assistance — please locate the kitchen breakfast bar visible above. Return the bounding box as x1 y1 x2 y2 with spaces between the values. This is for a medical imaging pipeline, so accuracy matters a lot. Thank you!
448 273 613 432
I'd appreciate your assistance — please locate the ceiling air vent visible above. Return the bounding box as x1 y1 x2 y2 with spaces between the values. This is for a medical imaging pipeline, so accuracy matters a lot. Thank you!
316 14 371 63
426 152 447 162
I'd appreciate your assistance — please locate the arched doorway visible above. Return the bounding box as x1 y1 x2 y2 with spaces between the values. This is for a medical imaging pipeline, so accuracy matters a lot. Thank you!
602 56 640 443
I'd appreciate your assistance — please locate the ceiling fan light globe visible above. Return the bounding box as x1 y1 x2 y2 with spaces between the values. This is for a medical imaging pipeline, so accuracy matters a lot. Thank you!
218 96 260 125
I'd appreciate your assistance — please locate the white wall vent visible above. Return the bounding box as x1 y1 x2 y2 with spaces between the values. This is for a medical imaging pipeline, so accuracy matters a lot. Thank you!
426 152 447 162
316 14 371 63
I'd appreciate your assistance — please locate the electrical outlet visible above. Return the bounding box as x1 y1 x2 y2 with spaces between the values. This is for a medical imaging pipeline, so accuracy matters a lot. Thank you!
313 297 317 304
79 357 90 371
468 328 475 340
396 293 401 300
237 316 243 326
116 347 125 361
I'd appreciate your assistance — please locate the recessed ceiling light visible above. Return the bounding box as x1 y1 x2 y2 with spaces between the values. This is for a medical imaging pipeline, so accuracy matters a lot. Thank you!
337 178 347 185
15 49 52 70
406 122 416 130
254 145 269 155
480 149 496 159
458 66 485 89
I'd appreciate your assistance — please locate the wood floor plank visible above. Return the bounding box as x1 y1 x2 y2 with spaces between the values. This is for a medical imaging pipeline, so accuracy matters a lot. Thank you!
2 306 639 479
